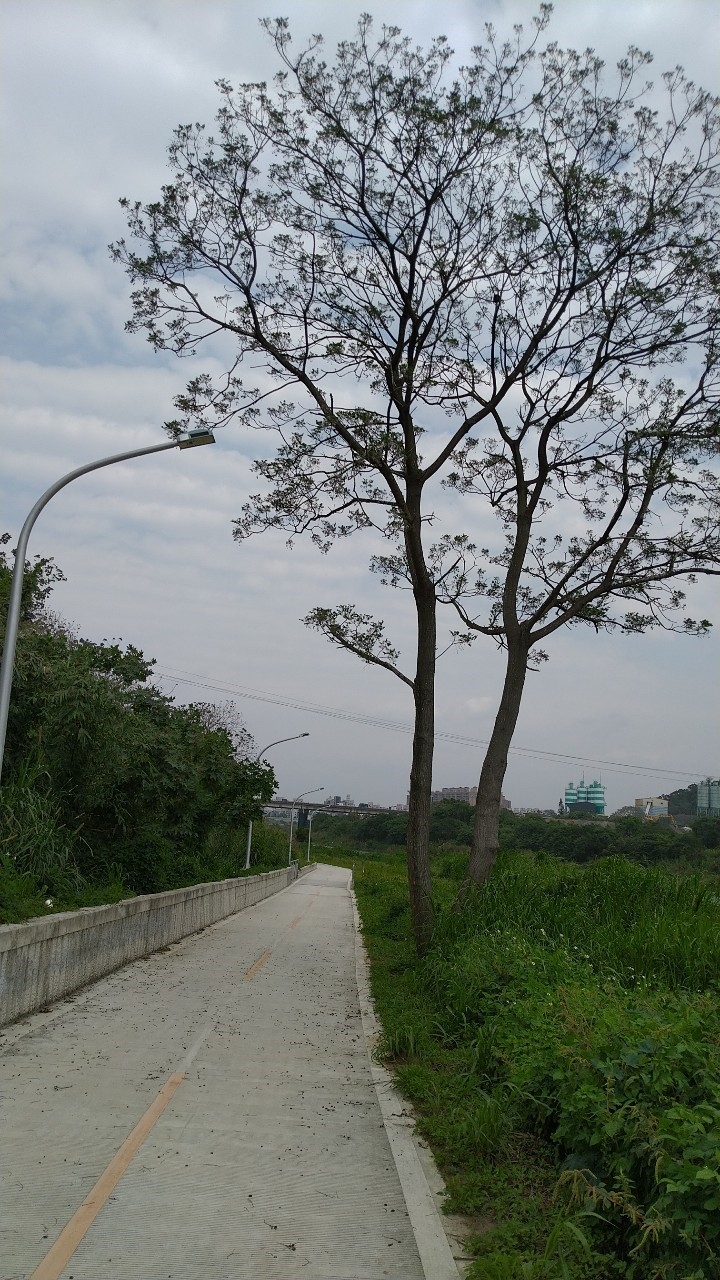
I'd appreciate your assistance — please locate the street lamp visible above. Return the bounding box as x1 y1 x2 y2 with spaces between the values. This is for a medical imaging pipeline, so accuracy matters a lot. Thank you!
0 429 215 784
288 787 324 864
306 809 323 862
244 732 310 869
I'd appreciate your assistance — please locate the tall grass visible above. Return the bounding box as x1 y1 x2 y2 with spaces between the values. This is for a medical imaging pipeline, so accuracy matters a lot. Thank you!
0 761 85 896
348 850 720 1279
0 764 132 922
441 850 720 991
249 820 288 868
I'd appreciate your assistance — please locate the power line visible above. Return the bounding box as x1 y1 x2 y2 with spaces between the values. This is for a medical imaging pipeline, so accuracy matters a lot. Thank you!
153 664 706 783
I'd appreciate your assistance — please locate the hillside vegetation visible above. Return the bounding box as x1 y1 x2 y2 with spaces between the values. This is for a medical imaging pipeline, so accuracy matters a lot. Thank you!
0 540 284 922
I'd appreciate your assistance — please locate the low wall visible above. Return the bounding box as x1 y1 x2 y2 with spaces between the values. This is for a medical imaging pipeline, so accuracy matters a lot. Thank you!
0 864 309 1028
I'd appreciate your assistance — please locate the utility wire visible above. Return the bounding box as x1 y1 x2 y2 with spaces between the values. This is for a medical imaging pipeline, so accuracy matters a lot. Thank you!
153 664 706 784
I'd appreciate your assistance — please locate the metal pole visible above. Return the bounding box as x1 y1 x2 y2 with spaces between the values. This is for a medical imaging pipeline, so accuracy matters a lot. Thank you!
288 807 296 864
244 733 309 869
287 786 324 865
306 809 321 862
0 439 185 785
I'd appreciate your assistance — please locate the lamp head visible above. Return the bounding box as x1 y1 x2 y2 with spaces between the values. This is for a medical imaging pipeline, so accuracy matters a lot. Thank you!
177 428 216 449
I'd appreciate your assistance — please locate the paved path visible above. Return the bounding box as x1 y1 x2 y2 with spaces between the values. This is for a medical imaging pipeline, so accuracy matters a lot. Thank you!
0 865 443 1280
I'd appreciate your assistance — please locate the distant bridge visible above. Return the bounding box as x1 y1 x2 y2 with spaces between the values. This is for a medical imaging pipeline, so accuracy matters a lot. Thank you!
263 800 392 824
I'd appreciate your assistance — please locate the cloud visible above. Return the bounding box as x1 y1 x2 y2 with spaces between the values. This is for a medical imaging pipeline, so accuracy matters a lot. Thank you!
1 0 717 812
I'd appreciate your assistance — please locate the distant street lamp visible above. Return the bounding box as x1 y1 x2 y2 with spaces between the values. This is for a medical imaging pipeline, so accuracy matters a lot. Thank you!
244 733 310 869
0 430 215 784
306 809 322 862
288 787 324 864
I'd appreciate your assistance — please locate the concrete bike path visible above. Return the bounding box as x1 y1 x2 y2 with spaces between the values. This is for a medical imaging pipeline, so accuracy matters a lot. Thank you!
0 864 458 1280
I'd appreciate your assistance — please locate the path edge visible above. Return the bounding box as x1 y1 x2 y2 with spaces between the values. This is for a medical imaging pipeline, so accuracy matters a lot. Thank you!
350 885 463 1280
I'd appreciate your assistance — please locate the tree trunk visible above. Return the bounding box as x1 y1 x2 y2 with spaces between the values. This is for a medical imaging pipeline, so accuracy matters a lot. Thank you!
465 638 529 890
405 584 436 955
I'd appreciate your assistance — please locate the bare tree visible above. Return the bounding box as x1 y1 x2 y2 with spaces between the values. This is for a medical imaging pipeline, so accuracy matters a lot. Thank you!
112 9 720 950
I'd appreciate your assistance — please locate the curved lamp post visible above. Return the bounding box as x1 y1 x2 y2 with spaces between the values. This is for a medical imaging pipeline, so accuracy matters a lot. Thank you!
288 787 324 864
244 732 309 868
0 429 215 784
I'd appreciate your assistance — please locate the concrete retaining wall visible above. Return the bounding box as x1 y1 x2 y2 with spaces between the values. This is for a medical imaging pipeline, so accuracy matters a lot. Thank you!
0 864 307 1027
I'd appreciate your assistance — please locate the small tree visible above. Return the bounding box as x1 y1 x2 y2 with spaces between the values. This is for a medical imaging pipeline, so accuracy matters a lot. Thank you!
192 699 256 760
113 10 720 949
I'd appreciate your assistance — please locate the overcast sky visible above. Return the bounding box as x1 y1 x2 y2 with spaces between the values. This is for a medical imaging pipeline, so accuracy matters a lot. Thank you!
1 0 718 813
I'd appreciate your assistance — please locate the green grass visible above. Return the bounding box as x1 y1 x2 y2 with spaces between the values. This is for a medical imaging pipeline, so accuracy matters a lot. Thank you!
319 846 720 1279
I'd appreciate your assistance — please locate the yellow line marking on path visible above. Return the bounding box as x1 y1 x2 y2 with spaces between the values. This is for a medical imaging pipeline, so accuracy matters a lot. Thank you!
246 900 312 974
243 948 272 980
30 1071 186 1280
290 899 314 929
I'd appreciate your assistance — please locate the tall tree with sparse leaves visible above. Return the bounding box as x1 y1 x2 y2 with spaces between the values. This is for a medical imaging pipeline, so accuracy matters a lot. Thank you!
113 8 720 950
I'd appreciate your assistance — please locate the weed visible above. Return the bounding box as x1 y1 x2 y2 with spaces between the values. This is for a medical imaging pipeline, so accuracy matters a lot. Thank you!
340 847 720 1279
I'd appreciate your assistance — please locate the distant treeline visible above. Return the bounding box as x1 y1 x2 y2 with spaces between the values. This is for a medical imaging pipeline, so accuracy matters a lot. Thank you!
311 799 720 861
664 782 698 815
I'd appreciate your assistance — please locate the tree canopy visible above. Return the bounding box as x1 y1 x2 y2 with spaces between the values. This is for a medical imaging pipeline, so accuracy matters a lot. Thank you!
113 8 720 949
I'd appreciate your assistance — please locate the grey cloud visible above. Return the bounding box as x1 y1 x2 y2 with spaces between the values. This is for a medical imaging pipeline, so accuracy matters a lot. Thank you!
1 0 717 810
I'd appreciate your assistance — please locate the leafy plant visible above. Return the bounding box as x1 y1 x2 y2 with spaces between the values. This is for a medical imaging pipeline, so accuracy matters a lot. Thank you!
334 846 720 1277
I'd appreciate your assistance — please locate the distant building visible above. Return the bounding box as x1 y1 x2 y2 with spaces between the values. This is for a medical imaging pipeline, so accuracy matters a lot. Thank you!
635 796 669 818
698 778 720 817
413 785 510 810
565 778 606 815
430 785 478 805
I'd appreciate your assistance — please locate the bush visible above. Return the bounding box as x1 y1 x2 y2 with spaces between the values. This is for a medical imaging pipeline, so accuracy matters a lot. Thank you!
113 830 178 894
692 816 720 849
